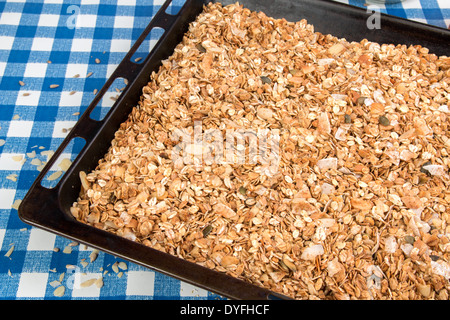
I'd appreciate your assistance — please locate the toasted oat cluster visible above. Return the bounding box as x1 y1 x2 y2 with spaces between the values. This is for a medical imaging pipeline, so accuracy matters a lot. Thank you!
70 3 450 299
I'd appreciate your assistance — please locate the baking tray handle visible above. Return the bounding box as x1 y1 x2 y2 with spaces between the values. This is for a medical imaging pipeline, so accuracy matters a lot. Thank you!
79 0 183 128
19 0 192 194
112 0 180 80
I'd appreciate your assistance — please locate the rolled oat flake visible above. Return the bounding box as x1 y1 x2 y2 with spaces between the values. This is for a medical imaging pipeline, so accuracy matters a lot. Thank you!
378 115 390 126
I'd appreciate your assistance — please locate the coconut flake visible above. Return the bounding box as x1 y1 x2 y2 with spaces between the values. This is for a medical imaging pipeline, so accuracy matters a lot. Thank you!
321 183 335 195
317 157 338 171
438 105 448 113
317 112 331 135
331 94 347 101
122 230 136 241
4 244 14 258
373 89 386 104
334 126 348 141
327 258 345 280
431 260 450 280
401 243 413 256
384 236 398 254
385 150 400 166
301 244 324 260
399 149 416 161
422 164 447 177
319 218 336 228
317 58 334 66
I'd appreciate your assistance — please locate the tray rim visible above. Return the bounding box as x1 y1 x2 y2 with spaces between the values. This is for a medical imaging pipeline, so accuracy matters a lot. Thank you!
18 0 449 301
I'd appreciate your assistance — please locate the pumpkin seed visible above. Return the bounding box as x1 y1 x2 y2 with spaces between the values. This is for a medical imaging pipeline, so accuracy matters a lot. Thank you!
404 235 415 244
260 76 272 84
356 96 367 105
378 115 390 126
239 186 247 195
344 114 352 124
202 224 213 237
430 255 440 261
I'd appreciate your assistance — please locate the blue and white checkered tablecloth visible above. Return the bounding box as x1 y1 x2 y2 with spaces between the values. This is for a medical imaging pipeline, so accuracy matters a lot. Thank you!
0 0 448 300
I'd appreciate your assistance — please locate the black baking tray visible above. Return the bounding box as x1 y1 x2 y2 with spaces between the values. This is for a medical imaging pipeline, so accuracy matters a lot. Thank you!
18 0 449 300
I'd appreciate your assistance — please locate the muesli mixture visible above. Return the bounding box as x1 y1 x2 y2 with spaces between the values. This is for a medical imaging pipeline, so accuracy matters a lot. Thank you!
70 3 450 299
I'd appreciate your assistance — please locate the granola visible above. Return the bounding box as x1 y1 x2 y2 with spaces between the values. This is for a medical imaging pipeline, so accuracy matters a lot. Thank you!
70 3 450 300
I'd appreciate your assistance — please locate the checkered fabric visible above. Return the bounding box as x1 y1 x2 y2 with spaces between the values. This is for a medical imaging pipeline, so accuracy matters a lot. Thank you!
337 0 450 29
0 0 448 300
